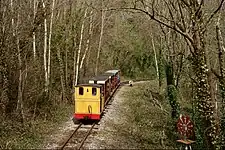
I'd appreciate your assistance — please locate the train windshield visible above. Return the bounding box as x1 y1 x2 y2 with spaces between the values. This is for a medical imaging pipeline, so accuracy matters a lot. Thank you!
92 88 97 96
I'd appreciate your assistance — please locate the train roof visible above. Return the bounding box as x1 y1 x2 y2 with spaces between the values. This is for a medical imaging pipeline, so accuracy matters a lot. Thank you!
105 69 120 74
89 75 109 81
75 84 102 88
88 70 120 84
89 74 111 84
101 72 114 77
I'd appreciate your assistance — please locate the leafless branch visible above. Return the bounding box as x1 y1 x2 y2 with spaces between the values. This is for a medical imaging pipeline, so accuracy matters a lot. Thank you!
183 36 195 56
203 0 225 31
194 0 204 17
181 0 190 8
178 0 187 31
105 7 193 45
163 0 175 21
151 9 175 23
159 24 167 38
211 68 222 80
169 0 179 13
190 77 198 85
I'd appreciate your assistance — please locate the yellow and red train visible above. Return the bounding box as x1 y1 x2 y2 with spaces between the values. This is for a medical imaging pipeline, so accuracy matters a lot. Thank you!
73 70 120 123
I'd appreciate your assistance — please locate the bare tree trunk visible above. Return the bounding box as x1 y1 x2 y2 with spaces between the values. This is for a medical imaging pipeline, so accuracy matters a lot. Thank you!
72 0 78 86
65 3 70 88
65 41 68 87
85 43 91 77
33 0 37 60
17 38 25 124
152 37 159 84
175 34 185 88
47 0 55 93
75 7 87 86
73 42 77 86
32 0 37 121
80 10 93 69
192 25 217 149
95 0 105 76
158 36 163 89
42 0 48 92
22 62 28 103
33 33 36 59
57 48 66 101
161 27 174 86
15 4 25 124
216 12 225 77
0 2 8 117
216 10 225 147
10 0 15 37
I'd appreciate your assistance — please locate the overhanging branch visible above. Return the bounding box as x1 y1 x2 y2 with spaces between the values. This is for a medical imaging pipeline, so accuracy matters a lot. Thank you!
203 0 225 32
105 7 194 45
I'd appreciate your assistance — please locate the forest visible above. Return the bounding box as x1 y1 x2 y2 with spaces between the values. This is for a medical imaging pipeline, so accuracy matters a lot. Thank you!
0 0 225 149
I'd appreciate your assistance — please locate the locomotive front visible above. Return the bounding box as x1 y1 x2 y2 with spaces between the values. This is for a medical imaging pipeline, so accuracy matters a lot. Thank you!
73 69 120 123
74 84 102 121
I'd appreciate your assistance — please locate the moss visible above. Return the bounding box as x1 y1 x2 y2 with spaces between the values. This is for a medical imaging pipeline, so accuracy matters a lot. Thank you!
167 85 180 119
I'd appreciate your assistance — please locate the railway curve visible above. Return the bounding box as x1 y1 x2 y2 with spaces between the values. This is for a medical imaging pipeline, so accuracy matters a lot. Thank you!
44 80 151 149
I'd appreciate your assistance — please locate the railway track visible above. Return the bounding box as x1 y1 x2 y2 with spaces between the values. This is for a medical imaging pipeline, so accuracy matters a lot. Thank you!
60 123 96 150
59 79 149 149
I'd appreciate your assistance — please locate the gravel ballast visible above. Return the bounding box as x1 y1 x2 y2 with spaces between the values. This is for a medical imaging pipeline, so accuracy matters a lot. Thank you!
43 81 176 149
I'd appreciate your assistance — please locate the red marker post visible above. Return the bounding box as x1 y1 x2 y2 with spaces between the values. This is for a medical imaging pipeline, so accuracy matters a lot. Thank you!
176 114 195 150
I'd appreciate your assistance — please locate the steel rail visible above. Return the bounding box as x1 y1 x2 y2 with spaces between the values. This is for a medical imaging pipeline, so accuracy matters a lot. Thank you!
77 123 96 150
60 79 148 149
60 123 82 150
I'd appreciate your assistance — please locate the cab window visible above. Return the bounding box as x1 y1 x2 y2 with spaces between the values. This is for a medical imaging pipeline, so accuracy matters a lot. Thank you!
79 87 84 95
92 88 97 96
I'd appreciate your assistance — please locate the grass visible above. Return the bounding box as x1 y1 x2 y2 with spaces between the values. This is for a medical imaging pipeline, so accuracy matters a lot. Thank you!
120 81 178 149
97 79 180 149
0 103 73 149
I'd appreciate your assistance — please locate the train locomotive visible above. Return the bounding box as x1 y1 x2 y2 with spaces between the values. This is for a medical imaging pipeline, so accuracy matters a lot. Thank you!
73 70 120 123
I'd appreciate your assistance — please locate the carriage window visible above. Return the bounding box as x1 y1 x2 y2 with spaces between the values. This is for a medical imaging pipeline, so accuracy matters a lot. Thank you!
92 88 97 96
79 87 84 95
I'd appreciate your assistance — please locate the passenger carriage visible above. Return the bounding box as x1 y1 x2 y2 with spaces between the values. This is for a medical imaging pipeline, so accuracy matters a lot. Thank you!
89 75 112 104
104 70 120 89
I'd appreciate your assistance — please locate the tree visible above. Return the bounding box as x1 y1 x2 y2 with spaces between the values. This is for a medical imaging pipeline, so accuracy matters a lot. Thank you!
42 0 48 93
95 0 106 76
110 0 225 148
215 7 225 148
75 7 88 86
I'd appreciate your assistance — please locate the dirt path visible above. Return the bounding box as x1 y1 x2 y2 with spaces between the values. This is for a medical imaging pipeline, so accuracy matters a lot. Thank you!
44 82 142 149
85 82 142 149
85 81 150 149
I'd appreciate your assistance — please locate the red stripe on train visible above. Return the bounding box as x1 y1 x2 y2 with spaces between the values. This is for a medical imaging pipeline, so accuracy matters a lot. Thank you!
74 113 100 120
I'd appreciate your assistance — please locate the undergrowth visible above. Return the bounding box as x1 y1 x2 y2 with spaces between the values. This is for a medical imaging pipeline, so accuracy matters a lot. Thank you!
0 104 73 149
102 80 178 149
122 81 177 149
